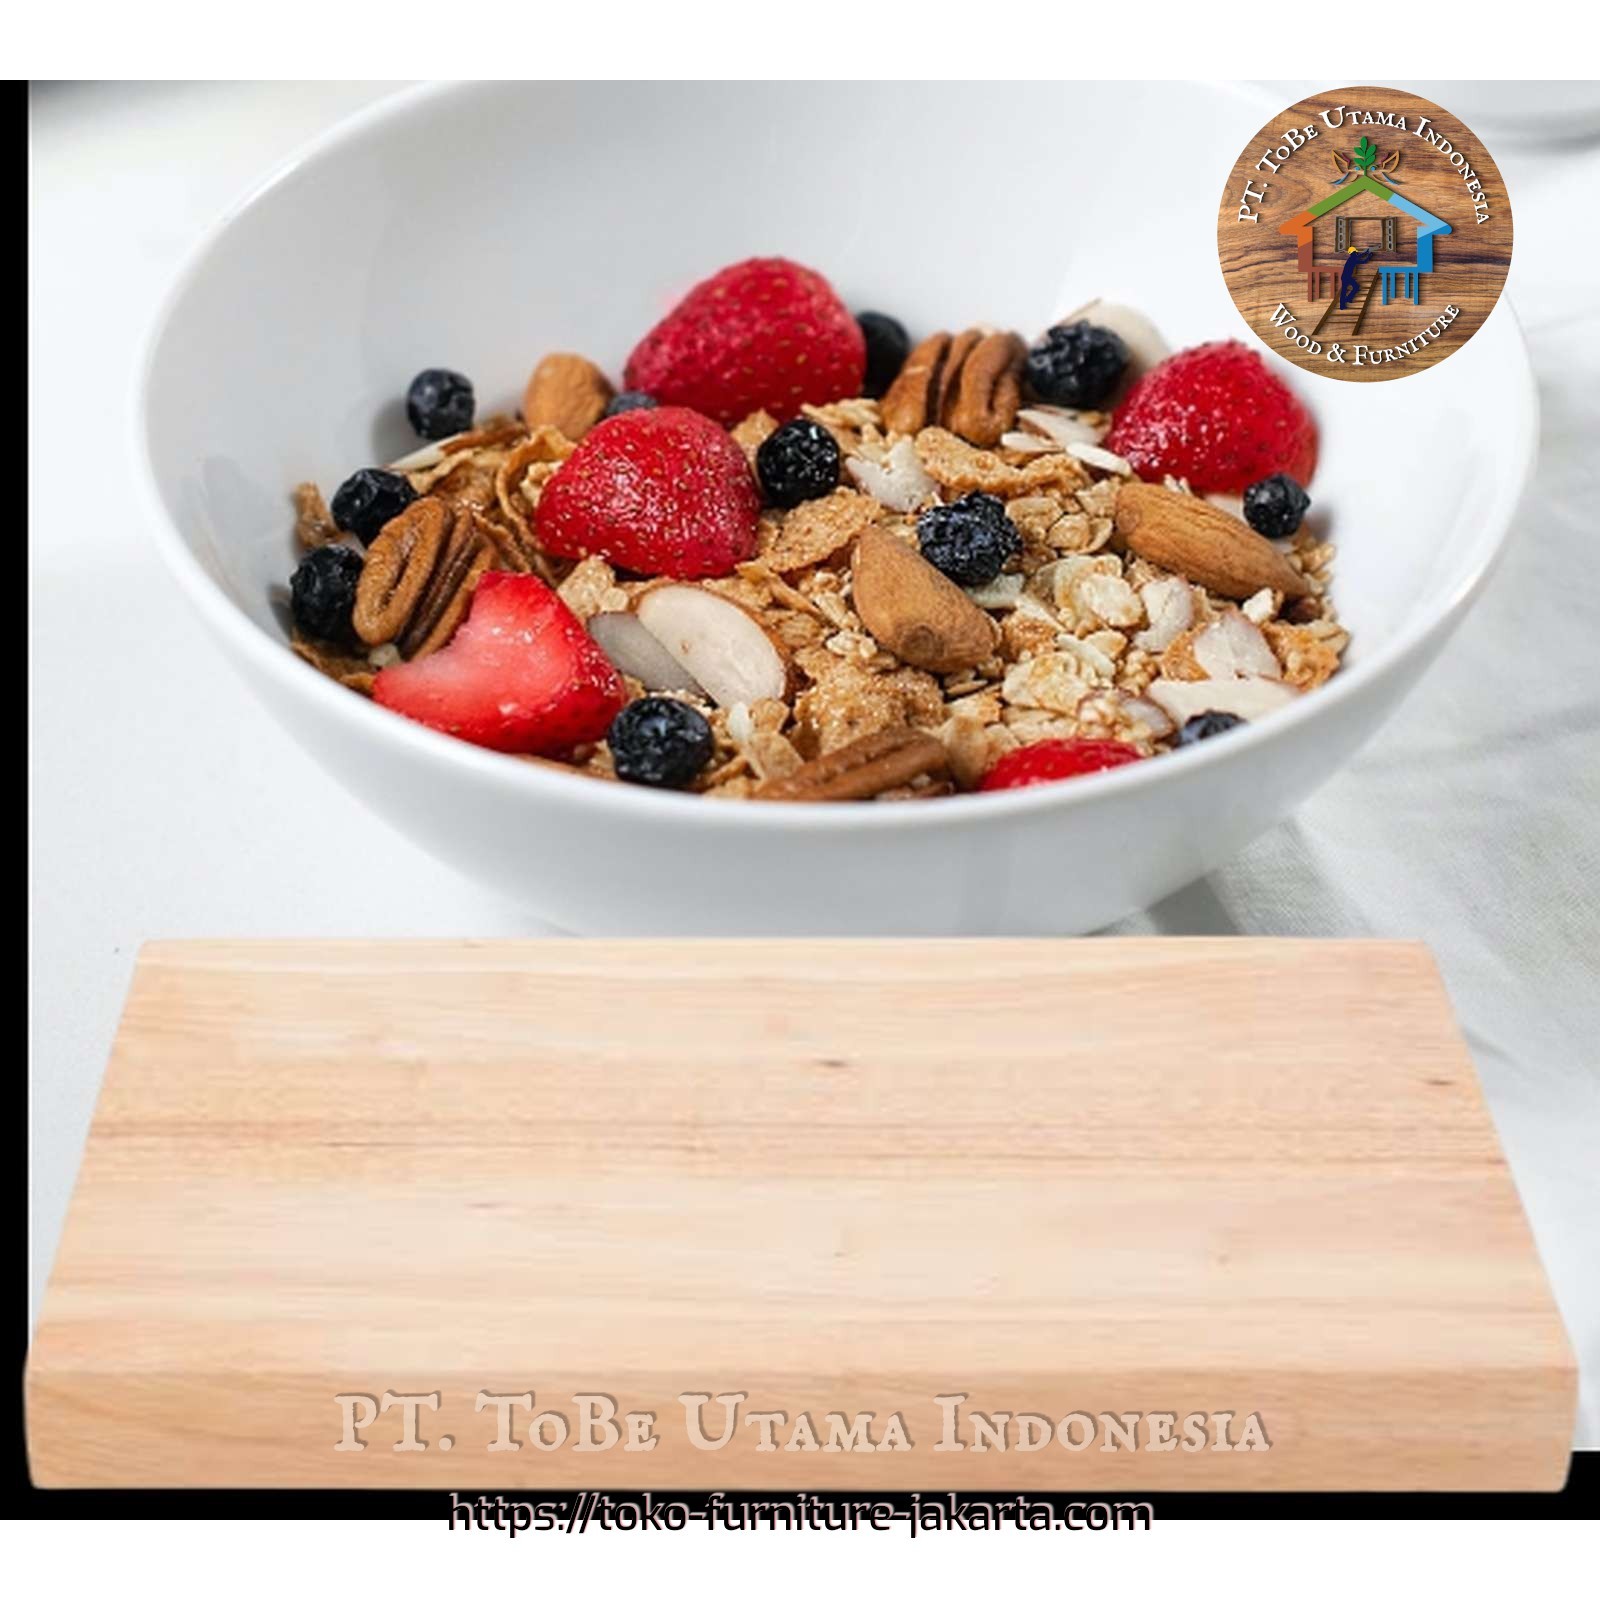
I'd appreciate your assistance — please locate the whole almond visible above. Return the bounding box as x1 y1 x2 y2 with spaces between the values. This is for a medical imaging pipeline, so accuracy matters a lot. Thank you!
851 525 998 674
1113 482 1310 602
522 353 614 441
756 726 949 802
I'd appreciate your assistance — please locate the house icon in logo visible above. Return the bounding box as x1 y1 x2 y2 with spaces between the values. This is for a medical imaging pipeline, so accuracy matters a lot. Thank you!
1279 172 1452 336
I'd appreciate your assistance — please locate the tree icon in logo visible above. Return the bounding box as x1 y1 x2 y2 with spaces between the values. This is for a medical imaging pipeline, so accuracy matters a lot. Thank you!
1331 140 1405 187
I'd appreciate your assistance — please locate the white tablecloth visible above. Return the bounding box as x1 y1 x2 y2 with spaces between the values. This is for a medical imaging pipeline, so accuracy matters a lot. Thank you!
29 82 1600 1450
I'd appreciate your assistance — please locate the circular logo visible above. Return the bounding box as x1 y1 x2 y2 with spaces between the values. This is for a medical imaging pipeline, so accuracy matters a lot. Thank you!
1217 85 1513 382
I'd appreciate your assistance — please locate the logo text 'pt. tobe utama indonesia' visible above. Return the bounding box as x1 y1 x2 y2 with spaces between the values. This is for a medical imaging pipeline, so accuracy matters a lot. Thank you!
1217 86 1513 383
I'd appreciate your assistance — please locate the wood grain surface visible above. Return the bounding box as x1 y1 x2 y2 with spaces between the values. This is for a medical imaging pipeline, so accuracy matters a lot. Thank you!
27 940 1573 1490
1217 86 1513 382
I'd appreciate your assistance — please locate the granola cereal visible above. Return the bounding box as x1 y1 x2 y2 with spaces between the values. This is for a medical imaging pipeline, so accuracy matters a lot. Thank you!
284 256 1345 798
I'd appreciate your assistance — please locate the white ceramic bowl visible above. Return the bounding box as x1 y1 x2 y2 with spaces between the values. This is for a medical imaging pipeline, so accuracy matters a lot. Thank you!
140 82 1534 935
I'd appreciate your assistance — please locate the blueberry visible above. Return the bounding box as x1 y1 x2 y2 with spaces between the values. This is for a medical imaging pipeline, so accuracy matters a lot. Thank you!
608 697 715 789
604 390 658 418
1176 711 1246 747
1242 473 1310 540
856 311 911 399
330 468 417 546
756 418 840 509
1025 321 1128 408
289 544 364 645
405 368 475 440
916 492 1022 588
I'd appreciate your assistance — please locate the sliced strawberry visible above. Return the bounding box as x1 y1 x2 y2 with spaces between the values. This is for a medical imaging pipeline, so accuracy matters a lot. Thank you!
980 738 1143 792
623 257 866 425
1106 340 1318 494
536 405 760 579
373 572 625 755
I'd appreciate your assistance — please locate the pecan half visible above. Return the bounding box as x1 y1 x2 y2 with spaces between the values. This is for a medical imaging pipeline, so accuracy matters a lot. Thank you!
398 507 494 659
353 498 449 646
755 726 949 802
881 331 952 435
880 328 1026 447
933 329 983 426
944 331 1025 447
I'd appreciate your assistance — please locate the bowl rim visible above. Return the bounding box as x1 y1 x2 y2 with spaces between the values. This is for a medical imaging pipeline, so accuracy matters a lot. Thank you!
135 80 1539 835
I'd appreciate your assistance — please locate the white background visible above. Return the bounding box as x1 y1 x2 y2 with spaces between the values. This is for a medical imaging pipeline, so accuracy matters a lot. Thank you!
26 71 1600 1561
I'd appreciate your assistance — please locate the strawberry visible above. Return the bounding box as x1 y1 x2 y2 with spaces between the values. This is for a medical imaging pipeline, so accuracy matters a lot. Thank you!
1106 341 1318 494
623 257 866 425
536 405 760 579
980 738 1143 792
373 572 625 755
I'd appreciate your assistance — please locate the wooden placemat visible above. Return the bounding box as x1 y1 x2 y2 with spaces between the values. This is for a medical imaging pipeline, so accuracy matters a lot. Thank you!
27 939 1573 1490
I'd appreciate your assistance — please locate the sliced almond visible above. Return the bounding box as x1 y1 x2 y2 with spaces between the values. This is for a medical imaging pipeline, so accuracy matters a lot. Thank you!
850 525 998 675
588 611 703 694
1147 676 1298 725
966 572 1027 611
1242 587 1278 624
1015 407 1108 450
1067 439 1133 476
1133 576 1193 652
997 432 1062 456
1191 611 1282 681
1122 694 1176 740
635 585 789 708
845 436 938 513
385 438 450 473
1114 482 1310 602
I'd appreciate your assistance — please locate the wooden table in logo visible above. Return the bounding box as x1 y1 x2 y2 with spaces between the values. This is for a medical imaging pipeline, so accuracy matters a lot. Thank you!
1217 85 1514 382
27 940 1574 1490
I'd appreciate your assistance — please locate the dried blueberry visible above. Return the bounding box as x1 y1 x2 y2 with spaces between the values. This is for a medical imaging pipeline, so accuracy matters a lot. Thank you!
1243 474 1311 540
607 697 715 789
856 311 911 399
289 544 364 645
405 368 475 440
756 418 841 508
1025 321 1128 408
1176 711 1246 746
916 492 1022 588
604 390 659 418
330 468 417 546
